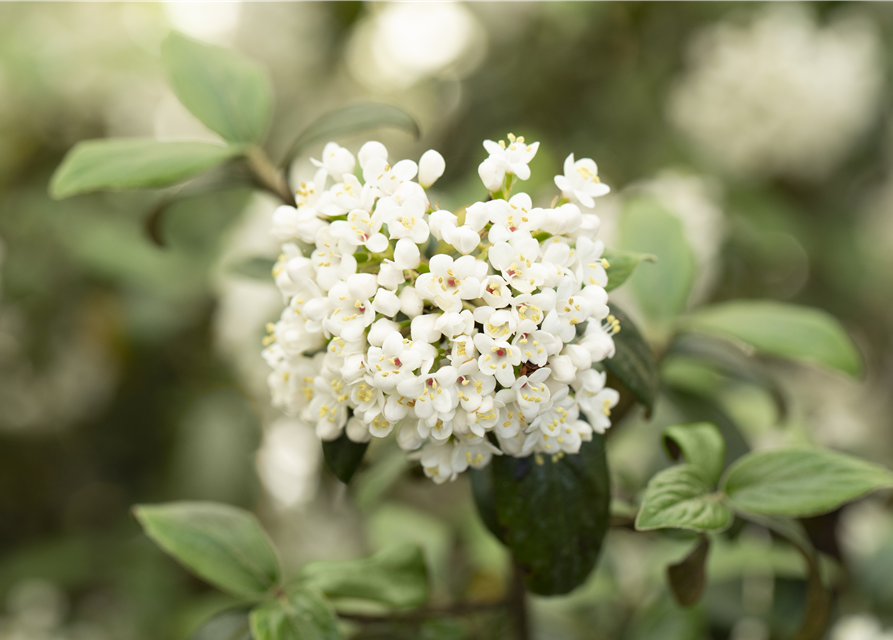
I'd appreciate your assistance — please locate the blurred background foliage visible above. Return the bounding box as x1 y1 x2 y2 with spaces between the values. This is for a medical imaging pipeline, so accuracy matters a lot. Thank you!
2 2 893 639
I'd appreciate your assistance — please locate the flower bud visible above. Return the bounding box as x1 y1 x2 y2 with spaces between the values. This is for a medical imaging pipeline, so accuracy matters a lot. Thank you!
478 158 504 192
368 318 399 346
358 140 388 168
418 149 445 188
373 288 401 317
399 287 424 317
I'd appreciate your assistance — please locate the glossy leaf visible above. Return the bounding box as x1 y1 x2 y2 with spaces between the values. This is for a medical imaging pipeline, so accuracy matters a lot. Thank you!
295 544 429 608
618 195 696 325
667 536 709 607
635 465 732 532
473 435 611 595
133 501 282 599
190 608 252 640
722 447 893 518
322 431 370 484
685 301 862 377
663 422 725 486
281 103 420 167
605 304 659 414
162 32 273 144
50 139 240 199
250 587 340 640
602 247 655 292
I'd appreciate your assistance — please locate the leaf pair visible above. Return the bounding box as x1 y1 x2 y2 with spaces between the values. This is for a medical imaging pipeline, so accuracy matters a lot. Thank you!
50 32 419 203
635 422 893 532
134 501 429 640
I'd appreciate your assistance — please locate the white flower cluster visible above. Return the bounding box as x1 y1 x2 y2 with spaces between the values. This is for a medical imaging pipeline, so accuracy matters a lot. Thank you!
263 135 619 483
669 4 882 179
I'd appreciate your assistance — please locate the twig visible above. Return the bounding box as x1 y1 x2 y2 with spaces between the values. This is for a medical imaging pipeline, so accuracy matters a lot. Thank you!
336 599 507 624
246 146 296 206
508 563 531 640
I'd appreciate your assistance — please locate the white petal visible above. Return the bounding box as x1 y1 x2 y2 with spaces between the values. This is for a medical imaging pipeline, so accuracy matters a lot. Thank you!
418 149 446 188
394 238 421 269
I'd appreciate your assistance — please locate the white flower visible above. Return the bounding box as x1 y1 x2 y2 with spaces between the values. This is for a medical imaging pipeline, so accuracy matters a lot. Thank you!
487 195 544 244
419 441 457 484
482 133 540 181
324 274 378 341
358 140 388 169
452 434 501 473
554 154 610 207
265 135 622 483
397 361 459 421
363 157 418 196
419 149 446 188
377 196 430 244
456 360 496 412
488 232 546 294
541 277 593 343
330 208 389 253
416 254 484 313
473 333 521 387
312 142 356 182
573 369 620 433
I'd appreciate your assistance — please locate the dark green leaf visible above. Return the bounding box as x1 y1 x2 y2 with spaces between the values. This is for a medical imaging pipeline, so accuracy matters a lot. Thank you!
190 607 252 640
228 256 277 280
602 247 656 292
162 31 273 144
667 536 709 607
475 435 611 595
50 139 240 199
663 422 725 486
281 103 420 167
322 431 370 484
605 304 659 414
250 587 340 640
635 465 732 532
618 195 696 325
469 465 505 544
721 447 893 518
133 501 282 599
295 544 429 609
684 301 862 377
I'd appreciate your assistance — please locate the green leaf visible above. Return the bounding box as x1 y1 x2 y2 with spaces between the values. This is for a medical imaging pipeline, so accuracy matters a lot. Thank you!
133 501 282 599
684 301 863 377
295 544 429 609
281 103 420 167
50 139 240 199
663 422 725 486
619 195 696 325
228 256 277 280
190 607 252 640
602 247 656 292
721 447 893 518
162 31 273 144
635 465 732 532
666 536 709 608
472 435 611 595
250 587 340 640
322 431 370 484
604 304 659 414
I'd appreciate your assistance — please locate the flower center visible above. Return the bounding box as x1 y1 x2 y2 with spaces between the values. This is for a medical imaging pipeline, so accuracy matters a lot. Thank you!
496 348 506 357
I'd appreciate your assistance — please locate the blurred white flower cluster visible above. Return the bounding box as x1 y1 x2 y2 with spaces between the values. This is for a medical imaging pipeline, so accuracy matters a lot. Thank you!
669 5 883 179
263 136 618 483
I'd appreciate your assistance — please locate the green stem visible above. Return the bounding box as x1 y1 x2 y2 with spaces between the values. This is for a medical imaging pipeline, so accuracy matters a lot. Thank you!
247 146 295 206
